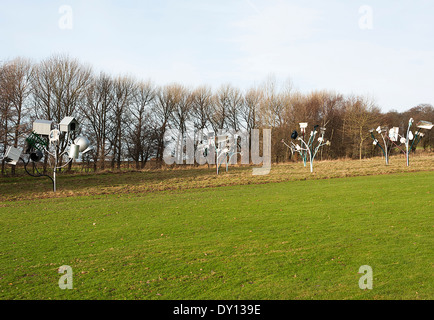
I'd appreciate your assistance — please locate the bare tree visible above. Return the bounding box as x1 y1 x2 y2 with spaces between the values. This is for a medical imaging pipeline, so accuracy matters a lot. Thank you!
258 77 287 128
151 84 179 165
6 58 33 173
242 87 262 133
210 84 232 133
108 75 136 170
191 85 213 131
171 84 193 138
0 62 12 174
127 80 156 169
0 58 33 174
32 54 92 122
80 72 114 170
226 86 244 132
344 95 379 159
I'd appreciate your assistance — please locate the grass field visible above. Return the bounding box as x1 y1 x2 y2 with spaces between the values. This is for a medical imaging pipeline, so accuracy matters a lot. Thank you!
0 154 433 300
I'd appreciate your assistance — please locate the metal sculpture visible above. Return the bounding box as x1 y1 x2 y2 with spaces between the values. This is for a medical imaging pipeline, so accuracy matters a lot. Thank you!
369 118 432 166
216 134 241 175
197 132 241 175
1 117 92 192
369 126 393 165
282 122 330 172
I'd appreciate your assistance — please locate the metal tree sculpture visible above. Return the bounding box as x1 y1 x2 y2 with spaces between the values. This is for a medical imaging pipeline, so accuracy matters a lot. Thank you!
199 132 241 175
282 122 330 173
405 119 433 166
369 126 393 165
1 117 92 192
370 118 432 166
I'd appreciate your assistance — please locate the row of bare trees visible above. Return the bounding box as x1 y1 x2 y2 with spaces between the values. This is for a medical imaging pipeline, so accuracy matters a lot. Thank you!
1 55 433 174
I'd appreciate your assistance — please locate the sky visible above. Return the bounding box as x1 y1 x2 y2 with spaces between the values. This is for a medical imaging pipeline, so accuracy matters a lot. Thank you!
1 0 433 112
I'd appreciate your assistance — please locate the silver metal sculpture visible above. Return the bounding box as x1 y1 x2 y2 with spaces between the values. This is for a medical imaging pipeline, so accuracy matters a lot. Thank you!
282 122 330 173
369 126 393 165
1 117 92 192
369 118 432 166
405 119 433 166
198 132 241 175
216 134 241 175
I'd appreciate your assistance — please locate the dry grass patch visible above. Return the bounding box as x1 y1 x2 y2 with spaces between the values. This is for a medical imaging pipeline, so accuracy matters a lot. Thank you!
1 153 433 202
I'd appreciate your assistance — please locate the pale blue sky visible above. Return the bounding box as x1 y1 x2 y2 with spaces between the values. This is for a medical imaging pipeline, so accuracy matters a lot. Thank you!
1 0 433 112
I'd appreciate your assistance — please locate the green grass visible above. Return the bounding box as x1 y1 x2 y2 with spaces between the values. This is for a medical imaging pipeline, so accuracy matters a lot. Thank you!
0 171 432 300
